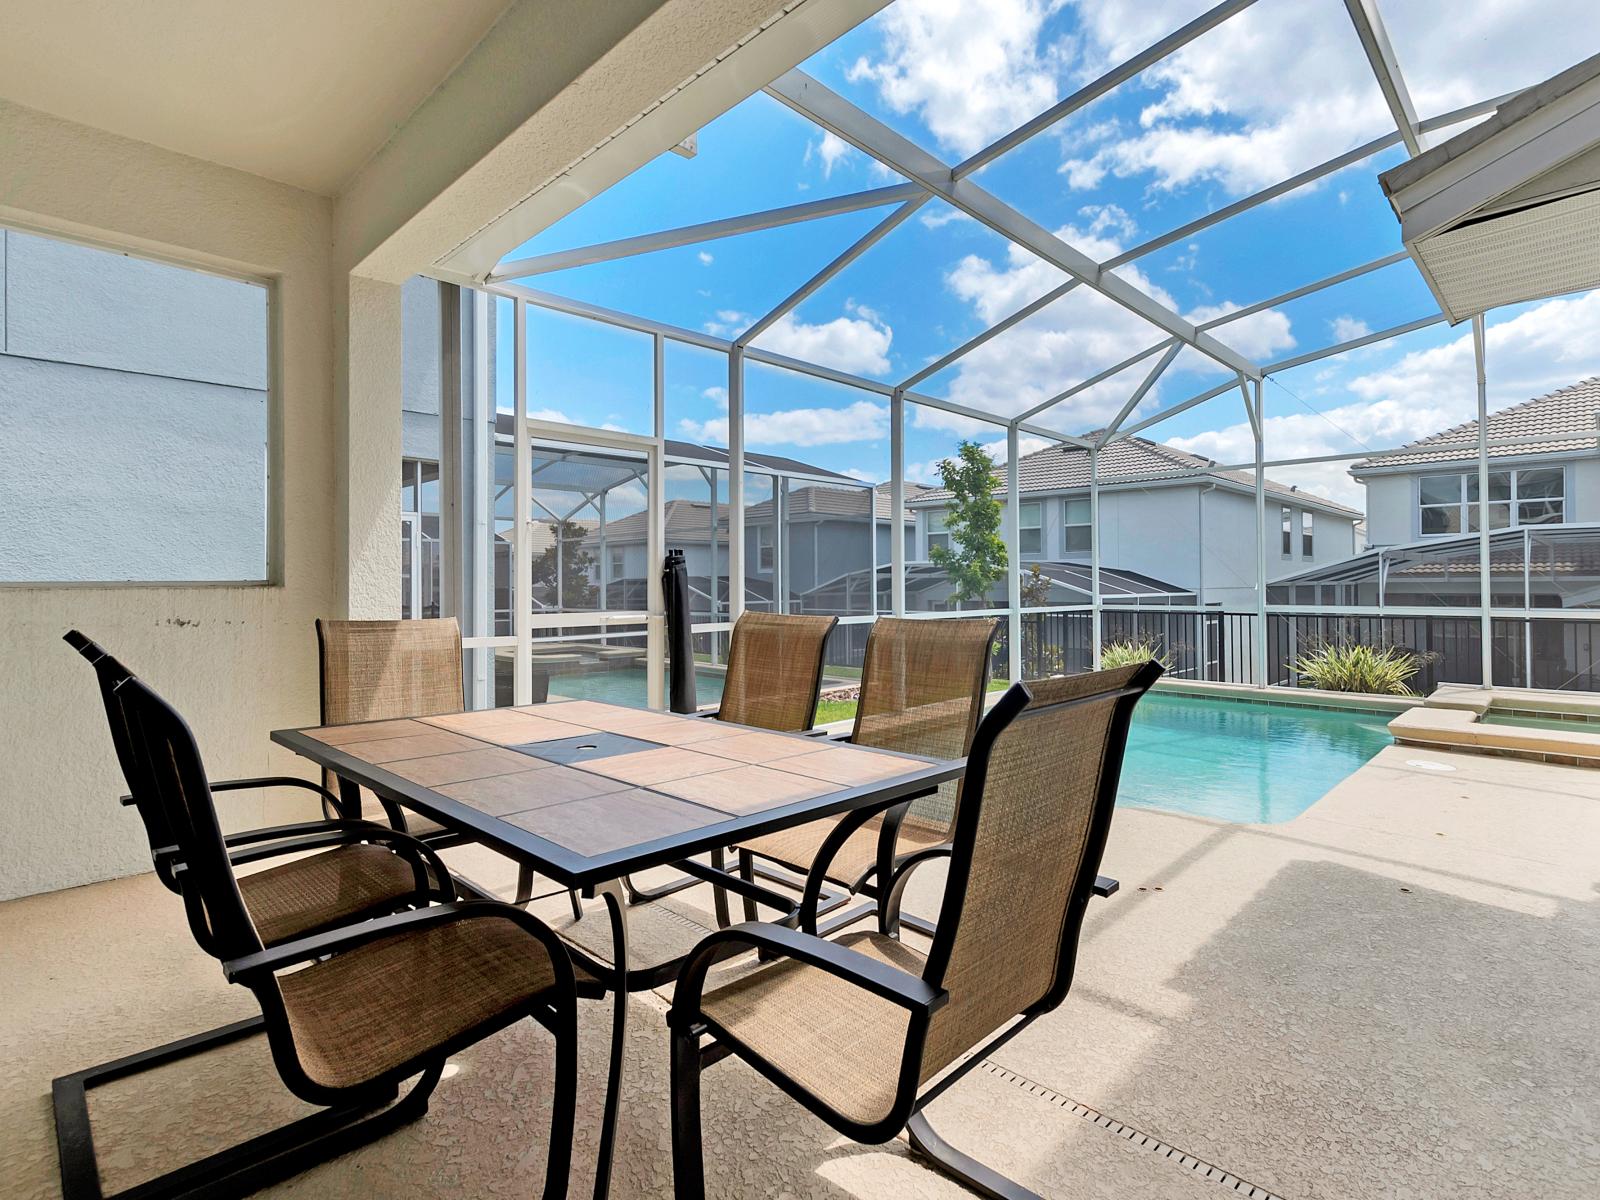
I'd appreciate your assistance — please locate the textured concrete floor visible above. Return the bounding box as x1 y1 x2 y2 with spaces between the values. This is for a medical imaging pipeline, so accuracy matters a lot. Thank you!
2 743 1597 1199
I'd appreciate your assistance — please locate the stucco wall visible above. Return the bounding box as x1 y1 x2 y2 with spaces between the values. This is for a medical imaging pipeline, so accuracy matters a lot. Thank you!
0 100 336 901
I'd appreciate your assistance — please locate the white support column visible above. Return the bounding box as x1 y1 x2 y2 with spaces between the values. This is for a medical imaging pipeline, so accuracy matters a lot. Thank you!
469 288 492 708
890 389 906 617
339 276 405 618
728 348 746 623
1090 446 1102 669
1251 380 1269 689
652 333 665 440
1006 423 1022 683
512 300 532 706
649 330 666 709
1473 314 1493 689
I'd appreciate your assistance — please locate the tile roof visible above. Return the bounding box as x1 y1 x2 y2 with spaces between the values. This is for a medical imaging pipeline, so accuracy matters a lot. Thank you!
911 435 1361 516
1351 376 1600 471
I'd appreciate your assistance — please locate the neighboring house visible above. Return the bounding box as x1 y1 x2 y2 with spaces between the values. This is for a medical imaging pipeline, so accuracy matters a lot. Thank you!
907 436 1363 610
586 477 919 617
1274 377 1600 607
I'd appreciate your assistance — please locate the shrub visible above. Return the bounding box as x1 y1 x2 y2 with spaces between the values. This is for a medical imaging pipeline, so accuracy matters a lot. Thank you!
1293 641 1420 695
1099 638 1172 670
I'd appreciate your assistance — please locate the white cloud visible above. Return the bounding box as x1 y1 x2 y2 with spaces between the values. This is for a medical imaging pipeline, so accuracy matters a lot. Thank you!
924 211 1283 432
805 131 855 178
846 0 1066 157
1186 302 1295 360
1165 291 1600 506
842 467 882 483
920 207 975 230
1330 315 1371 343
679 399 888 448
754 302 894 376
697 251 714 266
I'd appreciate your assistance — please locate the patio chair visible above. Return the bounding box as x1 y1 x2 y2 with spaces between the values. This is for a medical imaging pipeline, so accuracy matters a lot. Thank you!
667 662 1162 1200
695 611 839 730
65 630 452 949
625 610 837 914
317 617 564 910
54 672 582 1200
732 616 998 934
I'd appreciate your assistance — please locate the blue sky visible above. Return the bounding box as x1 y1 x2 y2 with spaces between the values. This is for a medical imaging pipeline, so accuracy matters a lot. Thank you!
498 0 1599 507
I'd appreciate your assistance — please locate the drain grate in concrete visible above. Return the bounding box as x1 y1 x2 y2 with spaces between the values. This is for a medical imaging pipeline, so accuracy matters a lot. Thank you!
978 1061 1287 1200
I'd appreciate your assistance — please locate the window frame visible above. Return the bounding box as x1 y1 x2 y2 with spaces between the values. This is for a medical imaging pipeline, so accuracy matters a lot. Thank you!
0 221 278 588
1064 496 1092 553
1281 506 1294 558
925 508 950 557
1417 466 1567 538
1301 510 1314 559
1018 500 1043 556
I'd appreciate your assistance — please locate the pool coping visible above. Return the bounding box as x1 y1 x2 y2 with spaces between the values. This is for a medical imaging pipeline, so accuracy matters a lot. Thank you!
1388 684 1600 766
1151 677 1419 715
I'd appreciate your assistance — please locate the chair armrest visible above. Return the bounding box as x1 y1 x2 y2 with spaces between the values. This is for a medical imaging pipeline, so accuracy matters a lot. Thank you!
221 817 393 848
223 899 548 983
881 843 953 935
671 921 947 1023
1093 875 1119 898
680 708 721 720
212 775 344 812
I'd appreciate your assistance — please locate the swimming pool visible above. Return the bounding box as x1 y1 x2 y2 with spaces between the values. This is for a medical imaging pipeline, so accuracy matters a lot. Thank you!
1117 693 1393 823
547 670 1390 824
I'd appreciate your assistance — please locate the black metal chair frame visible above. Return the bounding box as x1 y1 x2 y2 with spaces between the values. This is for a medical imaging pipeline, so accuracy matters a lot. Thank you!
666 664 1160 1200
52 654 583 1200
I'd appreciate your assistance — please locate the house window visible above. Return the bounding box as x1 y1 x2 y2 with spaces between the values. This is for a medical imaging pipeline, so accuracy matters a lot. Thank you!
0 225 270 582
400 458 441 619
609 547 625 579
1302 511 1314 558
756 524 774 571
1419 468 1565 536
1019 501 1042 555
1065 498 1092 552
1281 507 1294 557
926 510 950 556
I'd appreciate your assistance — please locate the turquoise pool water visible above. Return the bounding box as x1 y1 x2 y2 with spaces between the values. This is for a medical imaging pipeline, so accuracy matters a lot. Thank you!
1116 693 1393 823
546 671 1389 825
549 666 725 708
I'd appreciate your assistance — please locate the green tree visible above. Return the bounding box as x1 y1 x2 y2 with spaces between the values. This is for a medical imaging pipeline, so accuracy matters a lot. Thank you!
531 520 598 609
929 440 1007 605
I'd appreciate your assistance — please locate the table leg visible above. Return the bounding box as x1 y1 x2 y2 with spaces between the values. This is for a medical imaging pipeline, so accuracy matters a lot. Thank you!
590 878 628 1200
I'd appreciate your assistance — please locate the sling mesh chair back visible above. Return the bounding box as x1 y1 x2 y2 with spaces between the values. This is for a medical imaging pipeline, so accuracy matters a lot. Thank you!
713 612 838 731
736 616 997 898
63 630 447 948
669 662 1162 1198
316 617 466 837
113 673 580 1199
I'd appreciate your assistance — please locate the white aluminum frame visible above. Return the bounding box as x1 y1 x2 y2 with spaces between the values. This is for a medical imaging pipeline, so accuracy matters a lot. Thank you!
440 0 1600 700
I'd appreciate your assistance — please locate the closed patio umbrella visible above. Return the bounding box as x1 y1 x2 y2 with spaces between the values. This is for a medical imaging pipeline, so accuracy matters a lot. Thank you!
663 549 697 713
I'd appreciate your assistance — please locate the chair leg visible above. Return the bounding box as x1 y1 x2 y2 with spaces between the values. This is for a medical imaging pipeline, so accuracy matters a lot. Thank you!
906 1111 1043 1200
738 850 760 925
515 863 535 905
669 1027 707 1200
710 847 732 928
539 999 578 1200
53 1018 440 1200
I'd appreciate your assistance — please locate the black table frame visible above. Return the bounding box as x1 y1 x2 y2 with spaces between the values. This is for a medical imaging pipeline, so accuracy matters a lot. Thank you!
272 716 963 1200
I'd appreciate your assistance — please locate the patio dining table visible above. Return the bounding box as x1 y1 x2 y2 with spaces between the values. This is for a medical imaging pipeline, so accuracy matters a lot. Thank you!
272 697 963 1200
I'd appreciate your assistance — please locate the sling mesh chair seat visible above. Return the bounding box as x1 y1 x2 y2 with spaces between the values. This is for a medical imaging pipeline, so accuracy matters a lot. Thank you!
668 663 1162 1198
88 672 583 1200
66 630 450 946
733 617 997 930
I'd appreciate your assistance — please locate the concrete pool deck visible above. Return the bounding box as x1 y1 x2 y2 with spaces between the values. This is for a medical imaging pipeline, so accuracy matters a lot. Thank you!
2 744 1596 1198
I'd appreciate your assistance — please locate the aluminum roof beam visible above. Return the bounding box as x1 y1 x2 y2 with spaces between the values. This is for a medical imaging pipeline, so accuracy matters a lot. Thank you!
1196 251 1409 331
953 0 1261 179
1095 342 1185 448
897 280 1079 392
764 69 1264 381
737 195 928 347
1015 339 1175 424
1343 0 1426 156
488 182 925 281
